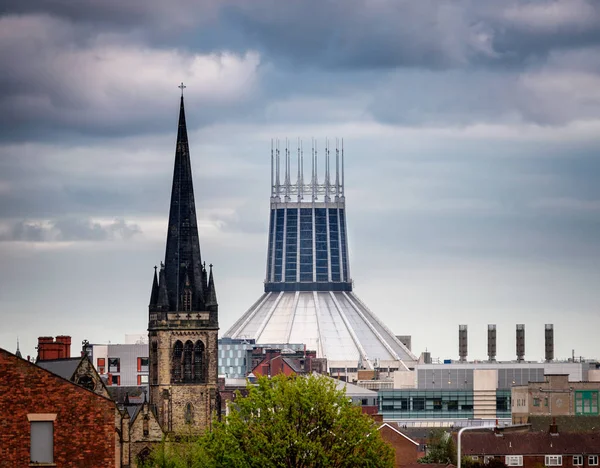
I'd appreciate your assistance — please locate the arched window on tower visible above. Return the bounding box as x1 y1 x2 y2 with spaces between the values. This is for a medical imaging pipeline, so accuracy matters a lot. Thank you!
151 341 158 384
184 403 194 424
183 289 192 311
183 341 194 382
172 341 183 382
194 340 205 383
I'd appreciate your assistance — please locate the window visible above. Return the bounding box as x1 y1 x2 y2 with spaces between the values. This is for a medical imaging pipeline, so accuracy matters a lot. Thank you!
97 358 105 374
533 397 540 407
589 456 599 466
573 456 583 466
544 397 548 407
172 341 183 382
413 397 425 411
184 403 194 424
143 415 149 437
138 357 149 372
108 358 120 373
77 375 95 391
194 341 205 383
183 289 192 311
28 415 56 465
545 455 562 466
575 391 599 415
506 456 523 466
183 341 194 382
138 375 149 385
110 375 120 386
151 341 158 385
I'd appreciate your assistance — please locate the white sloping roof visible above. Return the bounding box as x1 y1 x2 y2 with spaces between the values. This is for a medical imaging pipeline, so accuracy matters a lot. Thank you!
224 290 416 369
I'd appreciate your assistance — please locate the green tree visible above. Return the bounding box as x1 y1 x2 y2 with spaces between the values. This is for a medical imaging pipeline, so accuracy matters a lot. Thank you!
145 374 394 468
418 429 456 464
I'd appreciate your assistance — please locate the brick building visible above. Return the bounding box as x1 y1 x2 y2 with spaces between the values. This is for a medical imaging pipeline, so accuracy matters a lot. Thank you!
377 422 424 467
512 374 600 424
249 347 327 377
461 428 600 468
0 348 117 467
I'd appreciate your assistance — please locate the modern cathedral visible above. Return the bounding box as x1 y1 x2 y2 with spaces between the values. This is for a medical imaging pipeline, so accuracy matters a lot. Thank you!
147 87 219 433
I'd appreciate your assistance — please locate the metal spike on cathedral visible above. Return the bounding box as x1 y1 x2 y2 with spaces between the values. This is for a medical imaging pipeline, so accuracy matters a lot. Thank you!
224 139 416 371
148 86 219 434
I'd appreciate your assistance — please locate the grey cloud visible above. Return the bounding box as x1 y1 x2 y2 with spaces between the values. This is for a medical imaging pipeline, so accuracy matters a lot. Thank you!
0 218 141 242
221 0 600 70
1 1 599 146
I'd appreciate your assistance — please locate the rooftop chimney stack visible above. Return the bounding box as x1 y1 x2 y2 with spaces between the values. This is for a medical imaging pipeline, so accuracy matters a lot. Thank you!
36 335 71 362
545 324 554 362
459 325 468 362
516 324 525 362
488 324 497 362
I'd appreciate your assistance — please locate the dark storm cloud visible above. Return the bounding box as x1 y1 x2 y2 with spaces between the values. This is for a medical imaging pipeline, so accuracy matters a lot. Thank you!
0 218 141 242
1 0 599 145
219 0 600 70
5 1 599 69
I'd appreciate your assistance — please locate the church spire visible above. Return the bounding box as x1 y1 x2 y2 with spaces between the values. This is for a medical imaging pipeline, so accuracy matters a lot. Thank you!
149 266 159 310
162 87 205 311
206 264 218 307
15 337 22 358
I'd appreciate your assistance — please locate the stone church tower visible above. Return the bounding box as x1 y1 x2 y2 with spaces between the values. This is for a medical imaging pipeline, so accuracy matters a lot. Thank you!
148 89 219 434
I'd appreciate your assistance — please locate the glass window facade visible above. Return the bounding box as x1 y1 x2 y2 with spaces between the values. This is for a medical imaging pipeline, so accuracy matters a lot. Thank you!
267 209 275 281
315 208 328 282
265 205 351 289
379 390 474 419
329 208 341 282
496 390 511 418
285 209 298 282
274 209 285 282
378 389 511 420
339 209 348 281
299 208 313 282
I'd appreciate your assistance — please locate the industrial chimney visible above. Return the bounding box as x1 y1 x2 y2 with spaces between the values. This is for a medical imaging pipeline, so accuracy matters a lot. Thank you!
545 324 554 362
516 324 525 362
459 325 468 362
488 324 497 362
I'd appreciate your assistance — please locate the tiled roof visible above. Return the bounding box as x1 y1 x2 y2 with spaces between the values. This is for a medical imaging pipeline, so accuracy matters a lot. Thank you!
530 416 600 433
462 432 600 455
37 358 81 380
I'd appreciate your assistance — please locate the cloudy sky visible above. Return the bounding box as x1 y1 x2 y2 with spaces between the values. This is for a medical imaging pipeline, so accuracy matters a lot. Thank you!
1 0 599 362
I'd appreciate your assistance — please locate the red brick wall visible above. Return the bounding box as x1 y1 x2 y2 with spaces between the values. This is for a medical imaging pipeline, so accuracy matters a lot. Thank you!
0 349 116 467
37 336 71 361
485 455 593 468
379 424 421 468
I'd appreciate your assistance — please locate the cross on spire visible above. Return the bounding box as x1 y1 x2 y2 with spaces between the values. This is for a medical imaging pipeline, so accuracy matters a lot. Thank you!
178 82 186 96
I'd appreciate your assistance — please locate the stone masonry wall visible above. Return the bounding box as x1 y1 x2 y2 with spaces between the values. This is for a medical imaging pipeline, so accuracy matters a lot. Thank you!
149 326 218 433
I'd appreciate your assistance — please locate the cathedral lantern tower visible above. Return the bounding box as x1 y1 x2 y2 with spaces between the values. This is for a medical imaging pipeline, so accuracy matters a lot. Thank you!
224 140 416 373
148 85 219 433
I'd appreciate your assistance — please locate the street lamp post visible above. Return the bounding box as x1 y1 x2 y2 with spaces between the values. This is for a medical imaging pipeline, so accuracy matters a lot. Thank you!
457 426 495 468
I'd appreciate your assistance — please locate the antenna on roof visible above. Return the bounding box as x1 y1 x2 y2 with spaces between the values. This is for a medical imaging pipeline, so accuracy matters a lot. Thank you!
325 138 331 202
285 138 290 201
314 140 318 200
297 138 302 201
270 139 274 198
341 138 345 198
275 139 281 200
